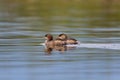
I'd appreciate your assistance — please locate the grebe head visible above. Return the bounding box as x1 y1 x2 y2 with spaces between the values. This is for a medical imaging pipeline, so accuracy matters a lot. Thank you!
58 33 68 40
45 34 53 41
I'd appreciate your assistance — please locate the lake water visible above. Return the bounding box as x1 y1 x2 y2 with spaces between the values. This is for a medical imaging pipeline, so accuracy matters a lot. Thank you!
0 0 120 80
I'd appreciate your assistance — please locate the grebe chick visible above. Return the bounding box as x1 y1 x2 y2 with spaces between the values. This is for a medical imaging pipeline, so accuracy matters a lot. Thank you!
45 34 66 46
57 33 79 44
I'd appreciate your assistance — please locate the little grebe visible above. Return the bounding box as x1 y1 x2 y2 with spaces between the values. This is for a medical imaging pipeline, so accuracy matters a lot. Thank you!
45 34 66 46
57 33 79 44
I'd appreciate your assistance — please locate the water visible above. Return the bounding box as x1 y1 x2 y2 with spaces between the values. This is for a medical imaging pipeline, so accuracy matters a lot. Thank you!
0 0 120 80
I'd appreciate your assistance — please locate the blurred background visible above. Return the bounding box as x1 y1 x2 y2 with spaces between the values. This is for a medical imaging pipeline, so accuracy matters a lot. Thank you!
0 0 120 80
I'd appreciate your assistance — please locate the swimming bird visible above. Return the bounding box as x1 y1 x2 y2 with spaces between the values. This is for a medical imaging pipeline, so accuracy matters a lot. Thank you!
44 34 66 46
57 33 80 44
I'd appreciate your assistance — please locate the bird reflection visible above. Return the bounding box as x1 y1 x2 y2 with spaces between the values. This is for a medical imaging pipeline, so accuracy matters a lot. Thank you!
44 45 67 55
44 45 77 55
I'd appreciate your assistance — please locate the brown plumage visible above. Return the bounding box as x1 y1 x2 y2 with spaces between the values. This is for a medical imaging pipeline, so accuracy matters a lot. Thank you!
44 34 66 46
57 33 79 44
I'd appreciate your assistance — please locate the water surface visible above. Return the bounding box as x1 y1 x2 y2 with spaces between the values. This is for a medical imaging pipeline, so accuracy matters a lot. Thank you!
0 0 120 80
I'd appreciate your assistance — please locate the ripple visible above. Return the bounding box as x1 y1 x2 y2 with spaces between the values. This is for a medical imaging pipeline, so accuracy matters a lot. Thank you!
67 43 120 50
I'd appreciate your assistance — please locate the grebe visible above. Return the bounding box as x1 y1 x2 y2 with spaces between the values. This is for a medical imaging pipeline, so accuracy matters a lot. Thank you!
44 34 66 46
57 33 79 44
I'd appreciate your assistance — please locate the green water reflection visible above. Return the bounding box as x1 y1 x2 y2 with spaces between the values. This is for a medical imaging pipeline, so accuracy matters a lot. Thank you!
0 0 120 29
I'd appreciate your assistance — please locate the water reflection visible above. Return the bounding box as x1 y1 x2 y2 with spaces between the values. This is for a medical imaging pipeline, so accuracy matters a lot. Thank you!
44 45 66 54
44 45 77 55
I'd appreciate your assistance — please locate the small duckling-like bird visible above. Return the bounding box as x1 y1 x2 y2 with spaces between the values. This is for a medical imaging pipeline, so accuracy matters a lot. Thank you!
44 34 66 46
57 33 80 44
